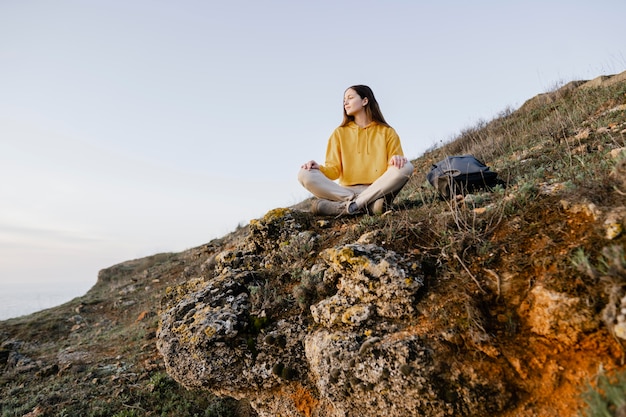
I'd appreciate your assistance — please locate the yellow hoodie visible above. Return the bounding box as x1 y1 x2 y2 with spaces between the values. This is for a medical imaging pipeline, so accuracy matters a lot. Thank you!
319 121 405 186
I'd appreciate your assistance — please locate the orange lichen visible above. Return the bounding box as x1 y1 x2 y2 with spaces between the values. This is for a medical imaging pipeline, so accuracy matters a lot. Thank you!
290 384 319 417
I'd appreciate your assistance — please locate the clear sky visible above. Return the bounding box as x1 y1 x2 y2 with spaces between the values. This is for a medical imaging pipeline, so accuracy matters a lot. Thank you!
1 0 625 309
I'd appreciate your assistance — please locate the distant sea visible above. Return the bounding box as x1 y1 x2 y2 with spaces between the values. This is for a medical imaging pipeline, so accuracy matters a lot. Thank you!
0 281 93 321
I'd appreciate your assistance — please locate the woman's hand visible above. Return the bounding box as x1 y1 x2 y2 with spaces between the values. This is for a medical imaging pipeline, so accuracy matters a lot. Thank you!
389 155 408 168
301 160 320 170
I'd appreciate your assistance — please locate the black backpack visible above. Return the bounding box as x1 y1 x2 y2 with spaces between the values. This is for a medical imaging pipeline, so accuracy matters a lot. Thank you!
427 155 502 199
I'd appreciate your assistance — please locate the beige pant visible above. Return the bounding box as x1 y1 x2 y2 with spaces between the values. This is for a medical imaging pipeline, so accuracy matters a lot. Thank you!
297 162 414 210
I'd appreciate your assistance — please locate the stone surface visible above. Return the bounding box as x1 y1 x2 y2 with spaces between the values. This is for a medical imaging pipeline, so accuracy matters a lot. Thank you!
157 209 514 417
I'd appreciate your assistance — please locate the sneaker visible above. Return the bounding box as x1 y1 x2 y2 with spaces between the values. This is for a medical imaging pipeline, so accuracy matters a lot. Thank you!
366 198 386 215
311 199 346 216
346 201 360 215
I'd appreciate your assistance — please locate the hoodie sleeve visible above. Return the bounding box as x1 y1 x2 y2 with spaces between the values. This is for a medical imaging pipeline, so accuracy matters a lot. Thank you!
319 129 342 180
386 127 404 159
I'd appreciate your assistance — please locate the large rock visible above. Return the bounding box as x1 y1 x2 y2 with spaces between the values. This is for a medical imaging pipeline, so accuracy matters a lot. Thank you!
157 209 514 416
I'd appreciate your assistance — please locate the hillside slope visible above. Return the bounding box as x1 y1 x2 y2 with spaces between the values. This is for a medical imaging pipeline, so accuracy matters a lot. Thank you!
1 70 626 417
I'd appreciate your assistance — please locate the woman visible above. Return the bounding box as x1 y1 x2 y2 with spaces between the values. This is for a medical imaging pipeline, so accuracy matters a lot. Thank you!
298 85 414 216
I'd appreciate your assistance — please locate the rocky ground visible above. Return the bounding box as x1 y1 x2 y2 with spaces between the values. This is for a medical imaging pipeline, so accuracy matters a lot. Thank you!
2 70 626 417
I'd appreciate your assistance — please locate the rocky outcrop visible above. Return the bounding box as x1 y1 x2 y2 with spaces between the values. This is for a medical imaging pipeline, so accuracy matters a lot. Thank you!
157 209 515 416
519 69 626 112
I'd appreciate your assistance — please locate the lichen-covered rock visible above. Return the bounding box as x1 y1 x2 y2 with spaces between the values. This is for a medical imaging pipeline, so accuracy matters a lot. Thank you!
304 326 513 417
305 329 448 416
311 244 423 327
248 208 312 252
157 208 515 417
156 272 258 391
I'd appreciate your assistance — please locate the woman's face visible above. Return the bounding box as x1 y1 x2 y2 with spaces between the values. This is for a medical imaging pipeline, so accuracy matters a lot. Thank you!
343 88 368 116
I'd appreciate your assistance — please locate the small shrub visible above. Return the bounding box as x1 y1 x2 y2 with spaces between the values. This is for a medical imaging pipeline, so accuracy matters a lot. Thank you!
292 269 325 311
580 367 626 417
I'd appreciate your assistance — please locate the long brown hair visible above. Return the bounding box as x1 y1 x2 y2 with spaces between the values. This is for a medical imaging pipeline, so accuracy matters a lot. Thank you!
340 85 390 127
